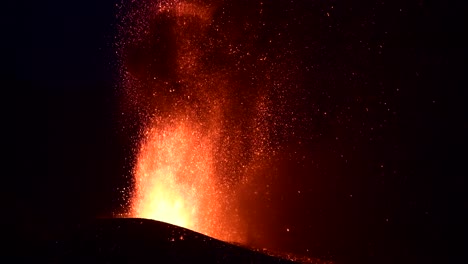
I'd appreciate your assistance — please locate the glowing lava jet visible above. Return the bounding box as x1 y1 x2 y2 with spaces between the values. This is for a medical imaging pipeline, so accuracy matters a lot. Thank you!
116 0 298 244
118 0 252 243
131 115 239 241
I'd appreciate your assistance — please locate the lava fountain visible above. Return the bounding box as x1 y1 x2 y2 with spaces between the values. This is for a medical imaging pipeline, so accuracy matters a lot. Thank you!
132 114 237 240
116 0 300 244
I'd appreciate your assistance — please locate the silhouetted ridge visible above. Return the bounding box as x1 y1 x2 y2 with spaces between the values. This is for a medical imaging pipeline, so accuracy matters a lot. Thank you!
43 218 302 263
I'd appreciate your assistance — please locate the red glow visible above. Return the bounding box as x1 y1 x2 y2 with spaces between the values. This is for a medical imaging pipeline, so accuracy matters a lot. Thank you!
132 115 244 242
116 0 298 244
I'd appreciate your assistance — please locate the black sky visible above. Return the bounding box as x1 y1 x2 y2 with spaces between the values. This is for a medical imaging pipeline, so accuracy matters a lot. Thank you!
10 0 467 263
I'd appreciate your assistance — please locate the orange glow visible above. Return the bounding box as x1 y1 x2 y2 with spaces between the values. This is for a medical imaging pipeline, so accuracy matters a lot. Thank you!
117 0 298 245
131 116 242 240
123 0 251 243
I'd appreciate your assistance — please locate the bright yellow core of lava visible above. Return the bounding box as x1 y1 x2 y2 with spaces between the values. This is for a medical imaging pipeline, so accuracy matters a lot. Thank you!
131 118 232 240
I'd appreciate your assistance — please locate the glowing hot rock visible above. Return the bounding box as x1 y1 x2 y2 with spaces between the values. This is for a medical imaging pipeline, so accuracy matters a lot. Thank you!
135 168 194 229
131 118 239 241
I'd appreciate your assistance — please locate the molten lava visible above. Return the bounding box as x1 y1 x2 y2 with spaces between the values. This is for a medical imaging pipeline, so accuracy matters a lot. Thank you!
116 0 299 245
132 120 204 229
131 116 241 241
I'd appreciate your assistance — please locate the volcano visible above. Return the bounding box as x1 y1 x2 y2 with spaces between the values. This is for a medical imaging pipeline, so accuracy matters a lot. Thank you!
14 218 322 263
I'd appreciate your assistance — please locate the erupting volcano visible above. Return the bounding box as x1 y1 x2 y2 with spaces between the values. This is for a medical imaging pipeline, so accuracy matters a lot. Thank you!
116 0 300 244
132 115 246 242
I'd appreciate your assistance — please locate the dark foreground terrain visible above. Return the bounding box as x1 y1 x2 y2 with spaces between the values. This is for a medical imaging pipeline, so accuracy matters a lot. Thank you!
11 218 329 264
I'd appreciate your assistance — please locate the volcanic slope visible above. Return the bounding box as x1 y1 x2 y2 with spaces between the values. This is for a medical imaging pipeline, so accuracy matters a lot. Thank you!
27 218 327 263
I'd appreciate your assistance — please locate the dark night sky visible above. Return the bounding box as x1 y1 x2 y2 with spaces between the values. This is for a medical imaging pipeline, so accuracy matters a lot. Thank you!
9 0 467 263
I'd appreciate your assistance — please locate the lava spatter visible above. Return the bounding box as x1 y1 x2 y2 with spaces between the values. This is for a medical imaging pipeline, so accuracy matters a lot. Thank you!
115 0 300 243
